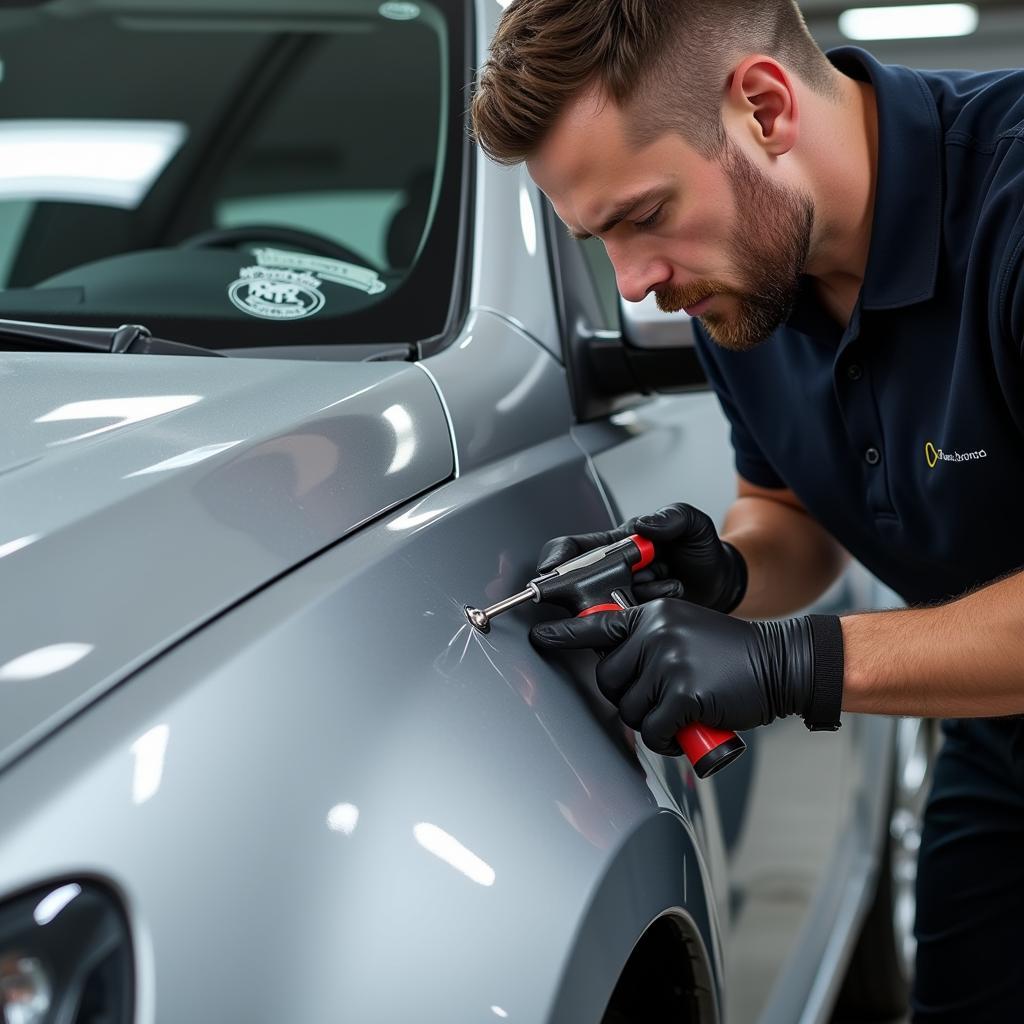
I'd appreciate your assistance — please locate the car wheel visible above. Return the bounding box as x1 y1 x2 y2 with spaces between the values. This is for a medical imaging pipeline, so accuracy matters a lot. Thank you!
833 717 938 1021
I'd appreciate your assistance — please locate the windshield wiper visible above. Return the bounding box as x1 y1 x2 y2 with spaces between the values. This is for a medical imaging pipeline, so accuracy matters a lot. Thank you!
0 319 224 357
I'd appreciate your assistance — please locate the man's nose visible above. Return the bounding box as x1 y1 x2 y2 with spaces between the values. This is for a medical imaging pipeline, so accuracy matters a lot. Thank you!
606 247 672 304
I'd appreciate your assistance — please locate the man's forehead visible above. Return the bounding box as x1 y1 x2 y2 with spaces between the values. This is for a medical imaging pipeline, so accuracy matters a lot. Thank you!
527 88 625 194
529 104 700 236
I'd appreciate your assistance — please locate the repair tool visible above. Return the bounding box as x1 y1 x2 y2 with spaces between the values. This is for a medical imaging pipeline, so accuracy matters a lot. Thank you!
465 535 746 778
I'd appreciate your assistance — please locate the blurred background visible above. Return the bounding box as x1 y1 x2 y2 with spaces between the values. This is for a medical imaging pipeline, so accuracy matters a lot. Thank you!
799 0 1024 69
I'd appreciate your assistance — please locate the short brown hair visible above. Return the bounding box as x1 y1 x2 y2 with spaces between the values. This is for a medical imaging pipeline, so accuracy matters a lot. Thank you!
471 0 838 164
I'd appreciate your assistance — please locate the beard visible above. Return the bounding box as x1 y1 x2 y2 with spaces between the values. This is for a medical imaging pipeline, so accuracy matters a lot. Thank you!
655 143 814 353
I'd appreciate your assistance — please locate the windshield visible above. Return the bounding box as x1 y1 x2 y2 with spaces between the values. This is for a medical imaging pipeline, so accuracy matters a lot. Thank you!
0 0 467 350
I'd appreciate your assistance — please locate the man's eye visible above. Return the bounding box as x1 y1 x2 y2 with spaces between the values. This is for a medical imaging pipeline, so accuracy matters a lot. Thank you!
635 206 662 231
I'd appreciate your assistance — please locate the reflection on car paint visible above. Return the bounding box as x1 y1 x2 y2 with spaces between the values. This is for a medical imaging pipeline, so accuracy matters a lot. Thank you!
518 184 537 256
0 643 93 682
386 502 455 532
0 534 39 559
326 803 360 836
413 821 496 887
382 404 417 474
32 882 82 927
125 441 243 479
36 395 202 445
130 724 170 806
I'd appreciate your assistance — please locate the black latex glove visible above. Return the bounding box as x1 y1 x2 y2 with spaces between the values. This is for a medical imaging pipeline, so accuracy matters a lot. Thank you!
530 599 843 754
536 503 748 612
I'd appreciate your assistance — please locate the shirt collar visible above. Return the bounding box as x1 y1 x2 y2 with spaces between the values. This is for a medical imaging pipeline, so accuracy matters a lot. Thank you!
825 46 943 311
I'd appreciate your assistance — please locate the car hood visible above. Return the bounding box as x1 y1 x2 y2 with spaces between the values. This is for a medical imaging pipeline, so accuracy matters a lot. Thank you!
0 352 453 772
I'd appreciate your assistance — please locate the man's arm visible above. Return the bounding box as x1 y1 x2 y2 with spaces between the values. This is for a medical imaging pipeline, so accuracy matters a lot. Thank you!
723 476 848 619
843 570 1024 717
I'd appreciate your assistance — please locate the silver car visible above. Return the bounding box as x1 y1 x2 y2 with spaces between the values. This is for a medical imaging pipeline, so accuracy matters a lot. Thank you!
0 1 930 1022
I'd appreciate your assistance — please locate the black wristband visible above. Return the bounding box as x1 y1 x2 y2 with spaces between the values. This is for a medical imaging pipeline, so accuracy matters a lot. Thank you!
719 541 749 613
804 614 844 731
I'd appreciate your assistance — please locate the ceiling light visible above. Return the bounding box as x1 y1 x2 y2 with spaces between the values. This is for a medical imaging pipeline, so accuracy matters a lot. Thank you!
839 4 978 40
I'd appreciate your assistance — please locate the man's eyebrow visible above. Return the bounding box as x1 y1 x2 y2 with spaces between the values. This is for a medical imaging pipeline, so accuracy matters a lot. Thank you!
566 188 666 242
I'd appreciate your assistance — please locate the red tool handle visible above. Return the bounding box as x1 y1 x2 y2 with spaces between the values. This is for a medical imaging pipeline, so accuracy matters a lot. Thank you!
577 535 747 779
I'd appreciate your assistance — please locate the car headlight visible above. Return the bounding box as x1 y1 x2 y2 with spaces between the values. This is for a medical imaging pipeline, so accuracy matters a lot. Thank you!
0 881 133 1024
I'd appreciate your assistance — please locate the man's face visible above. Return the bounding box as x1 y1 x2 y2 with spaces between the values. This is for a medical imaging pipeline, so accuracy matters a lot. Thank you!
528 89 815 352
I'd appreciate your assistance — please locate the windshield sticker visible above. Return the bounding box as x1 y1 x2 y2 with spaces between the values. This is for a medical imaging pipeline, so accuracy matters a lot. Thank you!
227 267 326 321
253 247 386 296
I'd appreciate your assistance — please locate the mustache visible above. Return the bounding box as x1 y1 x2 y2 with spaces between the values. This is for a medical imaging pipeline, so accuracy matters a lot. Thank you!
654 281 729 314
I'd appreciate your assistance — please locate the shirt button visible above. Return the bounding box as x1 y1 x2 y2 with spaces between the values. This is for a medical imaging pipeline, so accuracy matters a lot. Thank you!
847 363 863 381
865 447 881 466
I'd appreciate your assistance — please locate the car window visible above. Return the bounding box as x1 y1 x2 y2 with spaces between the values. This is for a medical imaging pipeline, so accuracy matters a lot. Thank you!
0 0 467 349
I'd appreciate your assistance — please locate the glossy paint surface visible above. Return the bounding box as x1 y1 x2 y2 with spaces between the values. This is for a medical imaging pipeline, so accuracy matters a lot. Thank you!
0 431 719 1023
424 308 572 474
0 353 453 770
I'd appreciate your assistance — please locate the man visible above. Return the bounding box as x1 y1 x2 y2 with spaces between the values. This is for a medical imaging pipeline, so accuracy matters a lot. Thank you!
471 1 1024 1020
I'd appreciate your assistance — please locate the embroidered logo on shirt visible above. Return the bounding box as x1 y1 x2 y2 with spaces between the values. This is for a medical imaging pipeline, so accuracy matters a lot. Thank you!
924 441 988 469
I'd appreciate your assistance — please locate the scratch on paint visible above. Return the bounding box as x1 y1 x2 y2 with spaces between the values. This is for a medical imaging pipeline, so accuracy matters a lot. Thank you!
434 597 594 803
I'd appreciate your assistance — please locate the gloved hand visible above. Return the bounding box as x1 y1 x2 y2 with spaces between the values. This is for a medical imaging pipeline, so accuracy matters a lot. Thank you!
530 599 843 754
536 503 748 612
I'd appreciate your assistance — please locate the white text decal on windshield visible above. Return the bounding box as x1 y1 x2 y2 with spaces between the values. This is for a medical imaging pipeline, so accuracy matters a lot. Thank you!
253 247 386 295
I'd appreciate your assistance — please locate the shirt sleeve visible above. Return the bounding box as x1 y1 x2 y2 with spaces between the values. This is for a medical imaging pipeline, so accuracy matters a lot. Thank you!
691 321 787 489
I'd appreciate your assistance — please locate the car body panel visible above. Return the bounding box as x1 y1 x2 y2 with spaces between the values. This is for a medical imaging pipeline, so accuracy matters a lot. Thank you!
0 431 721 1023
419 309 571 475
469 1 561 360
0 352 453 772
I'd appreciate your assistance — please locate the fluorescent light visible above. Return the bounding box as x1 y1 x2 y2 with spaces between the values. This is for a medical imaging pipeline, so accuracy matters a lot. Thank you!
0 120 187 208
839 4 978 40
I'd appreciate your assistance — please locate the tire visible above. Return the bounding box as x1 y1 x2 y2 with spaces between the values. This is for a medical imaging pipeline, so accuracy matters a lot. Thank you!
833 718 939 1022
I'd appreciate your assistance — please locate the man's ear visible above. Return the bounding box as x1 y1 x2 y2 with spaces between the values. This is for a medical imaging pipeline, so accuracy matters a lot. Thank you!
726 56 798 156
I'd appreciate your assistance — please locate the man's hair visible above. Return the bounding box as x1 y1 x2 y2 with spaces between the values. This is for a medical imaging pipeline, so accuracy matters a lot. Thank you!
471 0 838 164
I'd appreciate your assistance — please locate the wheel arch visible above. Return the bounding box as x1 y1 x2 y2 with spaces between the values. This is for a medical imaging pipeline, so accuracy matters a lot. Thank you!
546 809 723 1024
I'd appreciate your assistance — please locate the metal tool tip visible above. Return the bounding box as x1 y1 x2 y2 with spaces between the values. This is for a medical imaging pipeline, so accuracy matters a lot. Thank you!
465 606 490 633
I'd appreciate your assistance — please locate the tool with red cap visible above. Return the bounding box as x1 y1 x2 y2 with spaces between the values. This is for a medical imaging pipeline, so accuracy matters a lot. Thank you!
465 534 746 778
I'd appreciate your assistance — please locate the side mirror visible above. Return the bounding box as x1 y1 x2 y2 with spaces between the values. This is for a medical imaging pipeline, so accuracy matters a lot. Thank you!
611 291 707 392
619 292 697 350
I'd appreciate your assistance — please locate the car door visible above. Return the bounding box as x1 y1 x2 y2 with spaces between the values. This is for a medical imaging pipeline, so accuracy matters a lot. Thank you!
541 199 873 1023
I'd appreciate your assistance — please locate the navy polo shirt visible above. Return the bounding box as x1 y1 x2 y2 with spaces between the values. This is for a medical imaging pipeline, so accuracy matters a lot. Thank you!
694 47 1024 606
